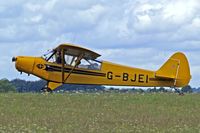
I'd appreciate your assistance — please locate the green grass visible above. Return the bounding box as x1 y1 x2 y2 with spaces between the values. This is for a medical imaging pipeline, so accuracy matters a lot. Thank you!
0 93 200 133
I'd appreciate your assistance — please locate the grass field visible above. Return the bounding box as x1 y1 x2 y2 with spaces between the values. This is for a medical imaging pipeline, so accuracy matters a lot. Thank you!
0 93 200 133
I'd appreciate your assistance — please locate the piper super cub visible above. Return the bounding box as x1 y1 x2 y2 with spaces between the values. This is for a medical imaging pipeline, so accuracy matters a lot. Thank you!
12 43 191 92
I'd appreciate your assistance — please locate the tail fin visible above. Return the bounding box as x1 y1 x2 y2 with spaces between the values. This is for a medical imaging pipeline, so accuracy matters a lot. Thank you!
156 52 191 87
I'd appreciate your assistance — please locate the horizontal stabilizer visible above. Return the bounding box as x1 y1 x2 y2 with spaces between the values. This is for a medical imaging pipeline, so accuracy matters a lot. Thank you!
155 75 175 80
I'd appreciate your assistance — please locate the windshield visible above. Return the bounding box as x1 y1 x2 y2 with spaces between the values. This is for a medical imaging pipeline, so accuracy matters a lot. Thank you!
42 50 55 60
42 50 57 63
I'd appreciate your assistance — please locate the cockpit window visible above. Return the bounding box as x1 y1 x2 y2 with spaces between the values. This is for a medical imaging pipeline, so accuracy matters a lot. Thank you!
43 50 102 70
64 54 77 66
78 58 101 70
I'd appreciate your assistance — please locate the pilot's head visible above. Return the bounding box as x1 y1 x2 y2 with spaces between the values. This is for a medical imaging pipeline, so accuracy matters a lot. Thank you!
56 51 61 56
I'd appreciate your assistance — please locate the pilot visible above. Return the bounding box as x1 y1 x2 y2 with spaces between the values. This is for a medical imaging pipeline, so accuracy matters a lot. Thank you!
55 51 62 64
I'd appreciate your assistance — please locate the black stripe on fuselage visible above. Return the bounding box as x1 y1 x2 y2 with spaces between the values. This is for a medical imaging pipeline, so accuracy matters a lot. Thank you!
45 65 106 77
149 78 174 82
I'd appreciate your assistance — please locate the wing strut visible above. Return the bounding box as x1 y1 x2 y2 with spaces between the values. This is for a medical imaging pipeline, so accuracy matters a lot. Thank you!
63 53 84 83
61 49 65 83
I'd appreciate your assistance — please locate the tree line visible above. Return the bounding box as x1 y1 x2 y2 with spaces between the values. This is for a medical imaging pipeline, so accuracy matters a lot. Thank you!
0 78 105 93
0 78 198 93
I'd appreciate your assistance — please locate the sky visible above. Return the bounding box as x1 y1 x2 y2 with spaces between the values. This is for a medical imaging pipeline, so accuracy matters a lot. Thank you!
0 0 200 87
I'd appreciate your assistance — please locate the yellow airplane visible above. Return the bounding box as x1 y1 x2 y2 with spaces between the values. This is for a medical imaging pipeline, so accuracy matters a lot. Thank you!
12 43 191 92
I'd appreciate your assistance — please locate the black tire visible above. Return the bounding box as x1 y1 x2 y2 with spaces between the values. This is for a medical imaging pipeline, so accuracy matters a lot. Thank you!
41 87 52 93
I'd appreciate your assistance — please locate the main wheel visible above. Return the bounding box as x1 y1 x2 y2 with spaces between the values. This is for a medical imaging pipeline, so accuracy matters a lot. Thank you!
41 87 52 93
